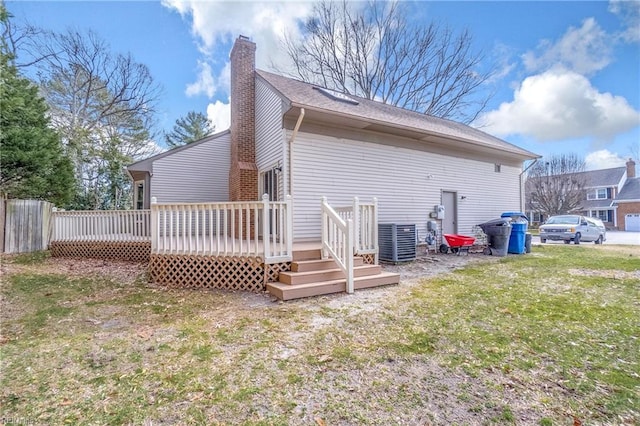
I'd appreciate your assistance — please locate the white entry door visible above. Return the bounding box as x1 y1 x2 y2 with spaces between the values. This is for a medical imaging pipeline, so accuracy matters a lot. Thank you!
442 191 457 235
261 168 280 238
625 213 640 231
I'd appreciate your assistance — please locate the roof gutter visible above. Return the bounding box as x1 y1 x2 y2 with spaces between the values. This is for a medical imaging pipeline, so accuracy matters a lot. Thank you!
519 158 539 214
286 108 305 196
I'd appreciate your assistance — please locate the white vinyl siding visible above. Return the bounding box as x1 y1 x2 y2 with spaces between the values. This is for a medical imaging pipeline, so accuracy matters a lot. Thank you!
151 132 230 203
291 132 521 241
255 79 286 200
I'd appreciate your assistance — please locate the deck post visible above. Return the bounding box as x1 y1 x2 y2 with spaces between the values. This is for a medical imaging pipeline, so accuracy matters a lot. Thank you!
150 197 158 253
320 197 328 260
262 194 271 262
373 197 379 264
352 196 360 255
285 195 293 259
345 218 354 293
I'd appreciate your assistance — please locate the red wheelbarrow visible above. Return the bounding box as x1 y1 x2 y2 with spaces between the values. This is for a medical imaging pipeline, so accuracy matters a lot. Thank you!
440 234 476 255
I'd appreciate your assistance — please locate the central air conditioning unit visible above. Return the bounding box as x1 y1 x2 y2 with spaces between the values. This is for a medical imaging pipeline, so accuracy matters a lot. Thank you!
378 223 416 263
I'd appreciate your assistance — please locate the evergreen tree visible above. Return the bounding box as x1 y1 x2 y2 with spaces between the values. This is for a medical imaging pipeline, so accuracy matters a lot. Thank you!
165 111 215 148
0 6 74 206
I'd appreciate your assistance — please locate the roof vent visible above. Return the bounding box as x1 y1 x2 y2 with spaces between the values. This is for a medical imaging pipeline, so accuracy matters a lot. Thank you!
313 87 359 105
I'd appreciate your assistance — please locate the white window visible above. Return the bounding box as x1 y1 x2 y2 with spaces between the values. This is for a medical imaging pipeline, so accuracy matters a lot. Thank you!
587 188 608 200
531 212 544 223
590 210 611 222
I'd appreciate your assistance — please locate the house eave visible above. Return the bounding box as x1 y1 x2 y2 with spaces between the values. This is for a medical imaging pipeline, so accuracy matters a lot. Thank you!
286 103 539 162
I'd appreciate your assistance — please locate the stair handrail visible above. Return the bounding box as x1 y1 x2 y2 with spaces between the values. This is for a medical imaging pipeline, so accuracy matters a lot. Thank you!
333 197 379 264
320 197 354 294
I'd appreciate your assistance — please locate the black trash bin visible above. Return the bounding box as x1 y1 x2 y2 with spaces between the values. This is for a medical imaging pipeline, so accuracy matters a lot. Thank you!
479 218 512 256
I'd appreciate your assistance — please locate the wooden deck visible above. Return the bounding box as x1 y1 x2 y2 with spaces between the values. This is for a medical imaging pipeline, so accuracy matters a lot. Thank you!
51 237 398 300
267 246 400 300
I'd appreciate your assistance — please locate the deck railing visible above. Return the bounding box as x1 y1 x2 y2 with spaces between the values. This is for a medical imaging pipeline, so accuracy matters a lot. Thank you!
335 197 379 263
150 195 292 263
52 209 151 242
321 197 354 293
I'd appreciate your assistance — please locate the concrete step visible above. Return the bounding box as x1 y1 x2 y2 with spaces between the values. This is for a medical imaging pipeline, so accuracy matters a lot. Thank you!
292 257 364 272
279 264 381 285
267 272 400 301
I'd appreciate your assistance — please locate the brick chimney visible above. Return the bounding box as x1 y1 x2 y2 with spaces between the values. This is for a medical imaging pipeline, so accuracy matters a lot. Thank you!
229 35 258 202
627 158 636 179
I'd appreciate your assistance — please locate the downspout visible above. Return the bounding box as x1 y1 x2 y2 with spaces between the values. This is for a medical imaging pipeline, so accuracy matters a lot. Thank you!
519 158 539 214
287 108 305 196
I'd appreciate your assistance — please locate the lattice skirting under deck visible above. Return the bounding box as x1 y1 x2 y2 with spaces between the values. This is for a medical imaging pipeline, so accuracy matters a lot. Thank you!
148 254 291 292
361 253 376 265
50 241 151 262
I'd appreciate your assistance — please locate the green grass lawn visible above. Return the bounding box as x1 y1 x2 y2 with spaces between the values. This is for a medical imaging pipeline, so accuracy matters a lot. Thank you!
1 246 638 425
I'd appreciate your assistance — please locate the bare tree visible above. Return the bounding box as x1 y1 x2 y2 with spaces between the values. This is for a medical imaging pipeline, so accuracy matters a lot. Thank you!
280 0 492 124
0 7 44 66
526 154 587 217
20 28 163 209
628 141 639 169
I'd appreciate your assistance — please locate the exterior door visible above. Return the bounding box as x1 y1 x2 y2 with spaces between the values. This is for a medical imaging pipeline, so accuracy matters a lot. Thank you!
442 191 457 235
261 168 280 238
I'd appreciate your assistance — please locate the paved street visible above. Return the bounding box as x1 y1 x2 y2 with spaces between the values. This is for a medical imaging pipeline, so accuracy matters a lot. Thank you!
531 231 640 246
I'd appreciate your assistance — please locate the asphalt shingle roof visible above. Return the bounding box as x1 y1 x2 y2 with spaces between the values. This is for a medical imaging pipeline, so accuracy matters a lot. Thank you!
616 177 640 201
582 199 614 209
578 167 626 187
256 70 539 160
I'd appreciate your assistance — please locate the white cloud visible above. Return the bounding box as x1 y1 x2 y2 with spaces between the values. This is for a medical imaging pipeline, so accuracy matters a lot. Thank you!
185 60 216 98
185 60 230 99
486 43 517 84
522 18 611 75
162 0 312 68
609 0 640 43
478 69 640 143
585 149 627 170
207 100 230 131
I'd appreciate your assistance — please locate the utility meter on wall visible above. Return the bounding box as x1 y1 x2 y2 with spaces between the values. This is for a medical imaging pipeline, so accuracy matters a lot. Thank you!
436 205 445 220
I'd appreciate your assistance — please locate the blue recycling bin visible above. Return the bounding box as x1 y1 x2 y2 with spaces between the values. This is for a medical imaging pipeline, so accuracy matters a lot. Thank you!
501 212 528 254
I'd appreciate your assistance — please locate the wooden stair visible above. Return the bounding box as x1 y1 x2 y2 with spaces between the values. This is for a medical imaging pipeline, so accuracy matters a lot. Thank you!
267 248 400 300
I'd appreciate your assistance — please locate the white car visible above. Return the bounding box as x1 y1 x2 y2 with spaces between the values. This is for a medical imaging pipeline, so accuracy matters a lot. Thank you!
539 215 606 245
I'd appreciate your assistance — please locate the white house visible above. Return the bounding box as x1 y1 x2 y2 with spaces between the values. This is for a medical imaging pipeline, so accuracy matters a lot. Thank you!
128 35 539 245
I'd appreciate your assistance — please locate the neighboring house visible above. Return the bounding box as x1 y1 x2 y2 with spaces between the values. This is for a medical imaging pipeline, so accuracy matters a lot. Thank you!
526 159 639 231
128 35 539 244
613 162 640 231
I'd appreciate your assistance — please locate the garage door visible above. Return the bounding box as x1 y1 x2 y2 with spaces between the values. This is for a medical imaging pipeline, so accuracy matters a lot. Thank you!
625 213 640 231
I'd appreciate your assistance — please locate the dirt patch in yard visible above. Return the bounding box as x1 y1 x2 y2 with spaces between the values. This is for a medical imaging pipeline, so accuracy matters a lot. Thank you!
3 249 636 425
1 256 147 285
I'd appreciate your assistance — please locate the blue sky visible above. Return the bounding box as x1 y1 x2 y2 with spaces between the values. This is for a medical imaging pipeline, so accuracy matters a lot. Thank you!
8 0 640 170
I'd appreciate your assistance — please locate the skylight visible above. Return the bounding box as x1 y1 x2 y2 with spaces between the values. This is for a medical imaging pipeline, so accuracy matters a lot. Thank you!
313 87 359 105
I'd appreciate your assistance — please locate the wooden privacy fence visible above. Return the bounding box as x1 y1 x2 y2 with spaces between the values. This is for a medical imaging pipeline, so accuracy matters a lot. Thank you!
3 199 54 254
